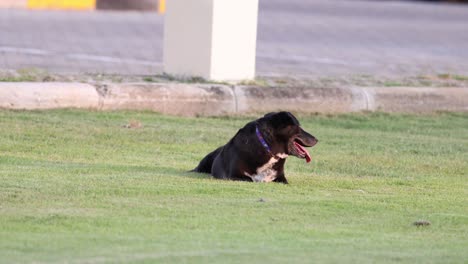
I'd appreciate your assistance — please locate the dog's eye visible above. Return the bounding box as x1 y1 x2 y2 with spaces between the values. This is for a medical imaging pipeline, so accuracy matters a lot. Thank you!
290 126 301 135
280 125 297 135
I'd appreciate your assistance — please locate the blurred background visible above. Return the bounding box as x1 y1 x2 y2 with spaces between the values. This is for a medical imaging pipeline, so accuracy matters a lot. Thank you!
1 0 467 80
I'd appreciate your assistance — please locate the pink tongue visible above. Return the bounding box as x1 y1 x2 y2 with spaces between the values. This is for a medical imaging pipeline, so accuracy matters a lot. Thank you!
294 142 312 163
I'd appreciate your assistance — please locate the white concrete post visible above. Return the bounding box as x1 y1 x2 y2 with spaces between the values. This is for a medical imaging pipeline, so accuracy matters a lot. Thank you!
163 0 259 81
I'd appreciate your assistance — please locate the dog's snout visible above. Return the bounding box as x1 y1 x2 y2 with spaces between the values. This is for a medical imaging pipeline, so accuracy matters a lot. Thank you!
298 128 318 147
310 137 318 147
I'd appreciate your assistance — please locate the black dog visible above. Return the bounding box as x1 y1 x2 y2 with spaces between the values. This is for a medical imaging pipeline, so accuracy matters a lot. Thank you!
192 112 318 184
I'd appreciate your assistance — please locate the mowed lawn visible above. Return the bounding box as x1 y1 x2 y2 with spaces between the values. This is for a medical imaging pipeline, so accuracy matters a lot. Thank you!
0 110 467 263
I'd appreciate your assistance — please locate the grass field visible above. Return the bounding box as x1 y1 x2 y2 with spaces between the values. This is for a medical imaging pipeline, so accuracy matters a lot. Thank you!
0 110 467 263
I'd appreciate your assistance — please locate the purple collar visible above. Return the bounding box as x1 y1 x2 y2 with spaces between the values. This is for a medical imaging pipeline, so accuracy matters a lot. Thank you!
255 125 272 155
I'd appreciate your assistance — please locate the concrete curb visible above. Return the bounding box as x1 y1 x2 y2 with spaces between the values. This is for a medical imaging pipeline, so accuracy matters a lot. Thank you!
97 83 235 116
0 82 467 115
362 87 468 113
0 82 99 109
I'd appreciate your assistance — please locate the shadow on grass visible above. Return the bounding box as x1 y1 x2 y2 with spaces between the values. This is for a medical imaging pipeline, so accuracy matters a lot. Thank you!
1 154 214 181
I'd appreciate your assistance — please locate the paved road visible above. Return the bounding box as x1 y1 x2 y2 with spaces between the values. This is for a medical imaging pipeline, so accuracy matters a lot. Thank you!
1 0 468 77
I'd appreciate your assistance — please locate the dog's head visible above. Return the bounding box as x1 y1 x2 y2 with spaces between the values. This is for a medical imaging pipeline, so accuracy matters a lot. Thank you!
262 112 318 162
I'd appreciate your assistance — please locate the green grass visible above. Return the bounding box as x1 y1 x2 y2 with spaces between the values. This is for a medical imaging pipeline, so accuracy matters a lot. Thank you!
0 68 53 82
437 73 468 81
0 110 467 263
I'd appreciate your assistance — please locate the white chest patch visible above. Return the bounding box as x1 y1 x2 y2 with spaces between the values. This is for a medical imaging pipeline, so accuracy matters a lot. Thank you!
244 153 288 183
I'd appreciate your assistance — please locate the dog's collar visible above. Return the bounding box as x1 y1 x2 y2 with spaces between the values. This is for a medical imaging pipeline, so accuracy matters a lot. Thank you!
255 125 273 156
